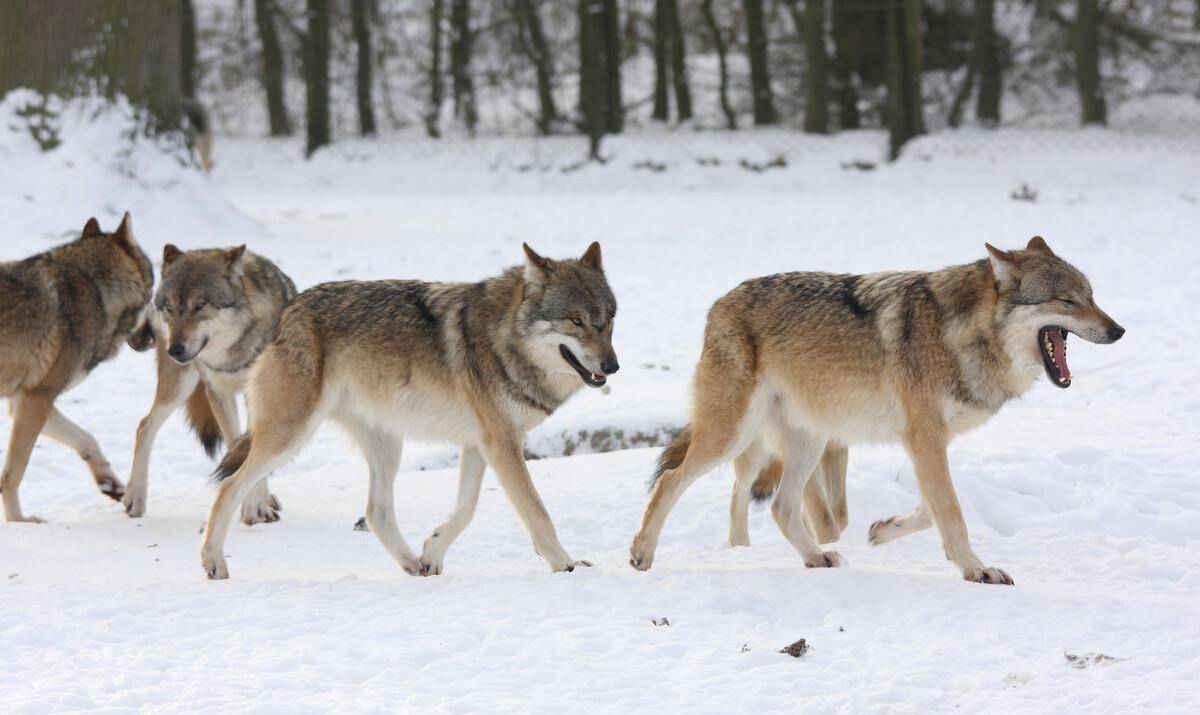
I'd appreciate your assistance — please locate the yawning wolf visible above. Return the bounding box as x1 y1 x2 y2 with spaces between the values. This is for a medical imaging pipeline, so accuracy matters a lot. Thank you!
631 237 1124 584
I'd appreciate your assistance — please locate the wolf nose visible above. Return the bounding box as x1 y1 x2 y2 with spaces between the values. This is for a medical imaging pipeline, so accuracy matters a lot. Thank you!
167 343 187 360
1107 325 1126 342
601 359 620 375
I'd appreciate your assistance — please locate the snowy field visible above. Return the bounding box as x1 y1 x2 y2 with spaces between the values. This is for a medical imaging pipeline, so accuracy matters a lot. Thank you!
2 110 1199 712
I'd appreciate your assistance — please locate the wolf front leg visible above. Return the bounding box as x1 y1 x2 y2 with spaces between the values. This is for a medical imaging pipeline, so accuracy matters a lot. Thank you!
479 431 589 573
2 392 54 522
125 359 199 517
901 406 1012 585
40 407 123 501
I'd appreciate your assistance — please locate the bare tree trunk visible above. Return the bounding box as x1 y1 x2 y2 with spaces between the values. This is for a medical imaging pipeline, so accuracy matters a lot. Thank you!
973 0 1001 125
1074 0 1105 125
666 0 691 121
253 0 292 136
743 0 776 125
602 0 622 133
651 0 691 123
652 0 670 121
351 0 376 136
450 0 478 134
181 0 197 98
513 0 558 135
885 0 924 159
303 0 331 157
579 0 605 158
803 0 830 133
426 0 445 138
830 0 859 129
700 0 736 130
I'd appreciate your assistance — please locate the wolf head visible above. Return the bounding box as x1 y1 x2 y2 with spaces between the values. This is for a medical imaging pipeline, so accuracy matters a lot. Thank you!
152 244 251 364
987 236 1124 389
518 242 620 389
73 214 155 349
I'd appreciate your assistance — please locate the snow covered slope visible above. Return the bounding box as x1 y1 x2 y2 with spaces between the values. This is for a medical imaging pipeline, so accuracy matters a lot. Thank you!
1 122 1197 712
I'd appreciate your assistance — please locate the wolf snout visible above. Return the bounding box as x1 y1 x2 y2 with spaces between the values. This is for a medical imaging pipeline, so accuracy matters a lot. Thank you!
1107 324 1125 342
601 358 620 375
167 342 190 362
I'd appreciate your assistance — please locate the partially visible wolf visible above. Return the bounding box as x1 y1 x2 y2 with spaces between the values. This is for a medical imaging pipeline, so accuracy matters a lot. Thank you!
631 237 1124 584
200 243 619 579
0 214 153 522
124 244 296 522
182 98 213 173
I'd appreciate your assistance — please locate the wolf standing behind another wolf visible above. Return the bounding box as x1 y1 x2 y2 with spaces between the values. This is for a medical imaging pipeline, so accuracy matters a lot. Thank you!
123 245 296 522
0 214 153 522
631 237 1124 584
200 243 619 579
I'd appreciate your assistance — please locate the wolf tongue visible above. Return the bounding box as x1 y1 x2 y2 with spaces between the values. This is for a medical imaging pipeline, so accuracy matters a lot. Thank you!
1050 331 1071 380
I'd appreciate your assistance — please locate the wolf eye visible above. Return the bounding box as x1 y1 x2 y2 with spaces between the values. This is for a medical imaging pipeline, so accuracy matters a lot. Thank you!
1059 298 1075 307
570 317 583 327
193 300 207 313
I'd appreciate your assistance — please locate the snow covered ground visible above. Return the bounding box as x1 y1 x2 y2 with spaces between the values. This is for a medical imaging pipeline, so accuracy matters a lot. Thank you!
2 113 1199 712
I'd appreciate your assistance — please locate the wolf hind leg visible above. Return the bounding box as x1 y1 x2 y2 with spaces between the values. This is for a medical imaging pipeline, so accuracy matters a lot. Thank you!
802 443 850 544
206 384 281 526
868 503 933 546
729 440 771 548
420 446 486 575
2 392 54 522
769 421 844 568
40 407 123 502
630 375 766 571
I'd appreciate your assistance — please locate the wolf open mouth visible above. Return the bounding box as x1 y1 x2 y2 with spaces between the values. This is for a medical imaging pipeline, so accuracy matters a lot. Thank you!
1039 327 1071 388
559 345 606 388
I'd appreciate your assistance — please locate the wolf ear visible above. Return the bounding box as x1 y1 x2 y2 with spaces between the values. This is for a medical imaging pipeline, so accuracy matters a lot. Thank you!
82 217 102 237
523 243 551 287
163 243 183 266
226 245 247 274
111 212 137 251
985 243 1021 290
580 241 603 271
1026 235 1055 256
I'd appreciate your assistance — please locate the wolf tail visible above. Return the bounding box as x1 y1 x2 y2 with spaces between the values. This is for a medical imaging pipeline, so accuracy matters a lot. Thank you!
648 425 693 491
750 458 783 502
213 433 251 482
185 384 223 459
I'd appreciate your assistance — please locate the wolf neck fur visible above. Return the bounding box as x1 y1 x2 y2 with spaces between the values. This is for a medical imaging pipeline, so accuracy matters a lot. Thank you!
456 269 577 417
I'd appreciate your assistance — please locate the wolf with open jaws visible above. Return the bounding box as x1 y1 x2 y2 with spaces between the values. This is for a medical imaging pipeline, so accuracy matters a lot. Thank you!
124 245 296 523
0 214 153 522
200 243 619 579
631 237 1124 585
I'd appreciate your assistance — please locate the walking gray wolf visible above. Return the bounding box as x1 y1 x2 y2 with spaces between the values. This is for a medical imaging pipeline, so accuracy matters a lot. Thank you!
200 243 619 579
182 98 213 173
631 237 1124 584
0 214 153 522
123 244 296 522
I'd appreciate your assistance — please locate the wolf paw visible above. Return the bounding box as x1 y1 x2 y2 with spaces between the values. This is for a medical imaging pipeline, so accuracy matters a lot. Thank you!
868 517 902 545
122 490 146 518
804 550 845 568
8 514 46 524
963 565 1014 585
629 538 654 571
202 552 229 580
240 494 282 526
95 473 125 501
401 556 429 577
553 559 593 573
